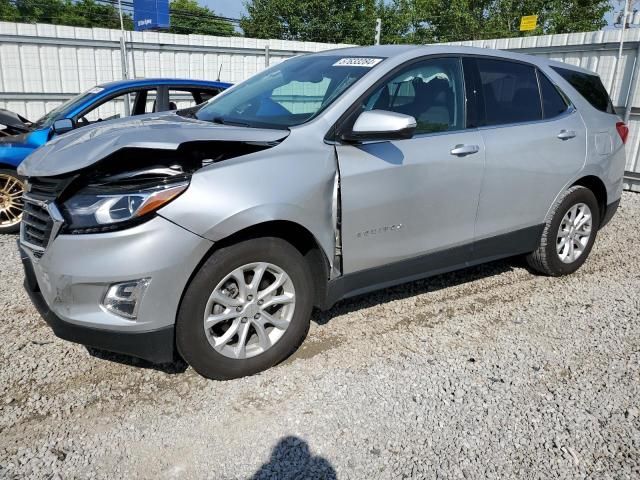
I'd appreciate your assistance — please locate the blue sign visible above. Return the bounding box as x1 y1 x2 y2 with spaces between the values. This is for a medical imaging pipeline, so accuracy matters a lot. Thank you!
134 0 170 31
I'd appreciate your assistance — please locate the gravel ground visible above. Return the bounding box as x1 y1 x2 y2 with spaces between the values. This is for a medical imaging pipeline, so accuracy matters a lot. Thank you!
1 192 639 479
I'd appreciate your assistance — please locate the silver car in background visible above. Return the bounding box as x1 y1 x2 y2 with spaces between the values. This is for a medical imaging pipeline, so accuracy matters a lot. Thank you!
18 45 626 380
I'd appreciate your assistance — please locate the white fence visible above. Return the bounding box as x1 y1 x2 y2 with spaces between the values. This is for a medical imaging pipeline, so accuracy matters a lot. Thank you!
0 21 352 121
0 21 639 189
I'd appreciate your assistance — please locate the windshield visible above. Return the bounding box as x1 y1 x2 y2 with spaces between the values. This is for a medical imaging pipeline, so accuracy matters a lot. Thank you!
33 86 104 128
195 55 384 129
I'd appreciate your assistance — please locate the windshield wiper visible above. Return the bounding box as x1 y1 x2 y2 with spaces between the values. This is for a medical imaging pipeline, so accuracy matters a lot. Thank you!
212 116 251 127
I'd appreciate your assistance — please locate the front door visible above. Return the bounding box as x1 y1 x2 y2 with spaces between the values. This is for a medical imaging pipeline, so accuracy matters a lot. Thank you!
336 56 486 275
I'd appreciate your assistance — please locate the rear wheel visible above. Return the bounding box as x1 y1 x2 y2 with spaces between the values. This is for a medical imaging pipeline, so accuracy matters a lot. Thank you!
0 169 25 234
176 237 313 380
526 186 600 276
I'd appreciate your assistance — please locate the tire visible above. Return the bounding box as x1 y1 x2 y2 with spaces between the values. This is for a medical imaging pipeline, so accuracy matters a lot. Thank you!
176 237 314 380
0 169 25 235
526 186 600 276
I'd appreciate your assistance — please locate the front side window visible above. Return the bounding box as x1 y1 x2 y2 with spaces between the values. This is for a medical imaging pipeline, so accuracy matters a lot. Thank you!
362 57 465 134
195 55 384 129
76 89 157 127
477 58 542 126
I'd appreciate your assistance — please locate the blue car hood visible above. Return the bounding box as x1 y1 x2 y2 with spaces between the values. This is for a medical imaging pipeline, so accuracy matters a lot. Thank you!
18 112 289 177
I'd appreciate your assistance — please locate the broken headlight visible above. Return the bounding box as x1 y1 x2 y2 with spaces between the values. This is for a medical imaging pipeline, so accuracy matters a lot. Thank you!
62 180 189 233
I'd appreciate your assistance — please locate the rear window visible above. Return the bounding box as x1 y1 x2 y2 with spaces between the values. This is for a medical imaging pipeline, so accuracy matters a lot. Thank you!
552 66 615 114
476 58 542 126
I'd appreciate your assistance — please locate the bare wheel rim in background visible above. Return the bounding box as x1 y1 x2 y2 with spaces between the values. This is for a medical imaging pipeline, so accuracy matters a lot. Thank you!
0 173 25 229
556 202 593 264
203 262 296 359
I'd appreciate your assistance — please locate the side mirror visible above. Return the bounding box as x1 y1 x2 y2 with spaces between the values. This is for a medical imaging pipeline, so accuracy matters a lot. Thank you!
52 118 75 135
343 110 417 142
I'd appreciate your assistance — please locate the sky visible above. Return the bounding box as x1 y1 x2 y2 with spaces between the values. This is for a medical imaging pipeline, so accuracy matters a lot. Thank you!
201 0 624 26
201 0 246 19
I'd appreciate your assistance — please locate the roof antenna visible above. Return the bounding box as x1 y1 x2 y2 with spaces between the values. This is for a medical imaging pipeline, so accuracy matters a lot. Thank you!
217 63 223 82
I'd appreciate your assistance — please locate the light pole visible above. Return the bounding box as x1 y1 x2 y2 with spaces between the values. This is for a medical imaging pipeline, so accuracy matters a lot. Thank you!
612 0 631 100
117 0 131 116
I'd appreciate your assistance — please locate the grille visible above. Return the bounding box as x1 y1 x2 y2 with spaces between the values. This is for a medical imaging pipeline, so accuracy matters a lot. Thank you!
26 176 68 200
20 177 69 253
21 198 54 251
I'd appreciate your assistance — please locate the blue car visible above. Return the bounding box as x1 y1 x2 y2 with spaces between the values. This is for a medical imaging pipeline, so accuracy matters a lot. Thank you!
0 78 230 233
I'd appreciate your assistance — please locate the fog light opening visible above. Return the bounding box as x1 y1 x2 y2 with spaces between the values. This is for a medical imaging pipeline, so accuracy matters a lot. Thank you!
102 278 151 320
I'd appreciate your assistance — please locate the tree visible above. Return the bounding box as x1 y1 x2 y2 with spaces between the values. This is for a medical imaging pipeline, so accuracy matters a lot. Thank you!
3 0 132 29
240 0 378 45
169 0 234 36
0 0 19 21
379 0 611 44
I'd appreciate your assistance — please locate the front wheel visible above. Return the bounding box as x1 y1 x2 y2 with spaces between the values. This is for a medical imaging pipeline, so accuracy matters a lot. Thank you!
526 186 600 276
176 237 314 380
0 169 25 234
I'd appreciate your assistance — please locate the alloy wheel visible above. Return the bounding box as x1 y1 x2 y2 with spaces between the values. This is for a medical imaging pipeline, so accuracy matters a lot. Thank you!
556 202 592 264
0 173 25 229
203 262 296 359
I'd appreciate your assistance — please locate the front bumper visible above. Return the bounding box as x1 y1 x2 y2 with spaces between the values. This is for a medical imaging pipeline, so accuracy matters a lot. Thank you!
19 216 214 363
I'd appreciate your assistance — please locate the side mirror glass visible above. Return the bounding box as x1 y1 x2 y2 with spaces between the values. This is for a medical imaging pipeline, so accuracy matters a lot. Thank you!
52 118 75 135
344 110 417 142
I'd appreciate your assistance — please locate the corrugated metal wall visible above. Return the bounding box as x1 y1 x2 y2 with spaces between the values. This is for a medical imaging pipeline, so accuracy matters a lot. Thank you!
0 21 353 121
1 21 639 189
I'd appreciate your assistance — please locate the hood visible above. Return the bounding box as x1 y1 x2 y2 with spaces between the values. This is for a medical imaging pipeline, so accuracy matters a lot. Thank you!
18 112 289 177
0 109 33 135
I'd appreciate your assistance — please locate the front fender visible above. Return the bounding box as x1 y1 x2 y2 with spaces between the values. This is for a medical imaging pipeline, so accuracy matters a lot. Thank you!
163 202 334 265
158 136 338 267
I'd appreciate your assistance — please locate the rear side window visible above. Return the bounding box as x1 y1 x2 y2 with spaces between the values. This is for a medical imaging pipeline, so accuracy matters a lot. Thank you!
551 67 615 114
537 71 570 119
476 58 542 126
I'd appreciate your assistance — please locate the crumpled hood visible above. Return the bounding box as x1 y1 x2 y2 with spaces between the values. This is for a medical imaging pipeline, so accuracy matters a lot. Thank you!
18 112 289 177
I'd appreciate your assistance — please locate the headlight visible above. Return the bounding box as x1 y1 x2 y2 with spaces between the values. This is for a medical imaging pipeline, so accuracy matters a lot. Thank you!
62 180 188 233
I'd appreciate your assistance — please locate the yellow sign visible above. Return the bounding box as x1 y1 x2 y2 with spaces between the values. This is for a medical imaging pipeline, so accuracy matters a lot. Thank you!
520 15 538 31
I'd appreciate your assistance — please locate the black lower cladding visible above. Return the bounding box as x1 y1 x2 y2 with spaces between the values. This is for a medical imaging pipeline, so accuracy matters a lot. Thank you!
600 199 620 229
19 246 175 364
324 224 544 308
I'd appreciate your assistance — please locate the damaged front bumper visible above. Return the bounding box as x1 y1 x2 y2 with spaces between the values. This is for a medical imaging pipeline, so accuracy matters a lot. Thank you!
19 216 214 363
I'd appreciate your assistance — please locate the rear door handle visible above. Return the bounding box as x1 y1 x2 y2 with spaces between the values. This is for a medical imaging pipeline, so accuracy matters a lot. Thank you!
557 129 576 140
450 144 480 156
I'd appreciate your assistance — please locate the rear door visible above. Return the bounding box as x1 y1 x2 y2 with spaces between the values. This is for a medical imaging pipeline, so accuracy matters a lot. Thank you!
469 57 587 255
336 56 486 274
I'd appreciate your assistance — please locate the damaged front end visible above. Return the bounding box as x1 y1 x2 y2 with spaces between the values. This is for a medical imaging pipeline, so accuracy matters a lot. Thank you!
58 140 277 235
19 114 288 250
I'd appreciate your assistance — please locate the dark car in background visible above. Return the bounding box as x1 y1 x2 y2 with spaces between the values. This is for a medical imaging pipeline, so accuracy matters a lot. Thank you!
0 78 231 233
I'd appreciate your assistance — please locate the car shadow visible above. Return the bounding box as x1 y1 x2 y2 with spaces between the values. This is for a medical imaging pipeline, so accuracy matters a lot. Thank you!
311 256 523 326
250 436 337 480
85 347 188 374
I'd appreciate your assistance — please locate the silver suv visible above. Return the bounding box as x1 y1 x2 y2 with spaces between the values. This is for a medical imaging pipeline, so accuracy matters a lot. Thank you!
18 46 626 380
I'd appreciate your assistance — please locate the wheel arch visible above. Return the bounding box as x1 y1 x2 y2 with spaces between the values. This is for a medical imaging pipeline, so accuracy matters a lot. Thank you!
0 162 19 171
181 220 331 311
570 175 607 225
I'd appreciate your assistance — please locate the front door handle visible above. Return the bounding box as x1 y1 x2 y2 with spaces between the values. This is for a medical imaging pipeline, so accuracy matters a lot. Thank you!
450 144 480 156
557 129 576 140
